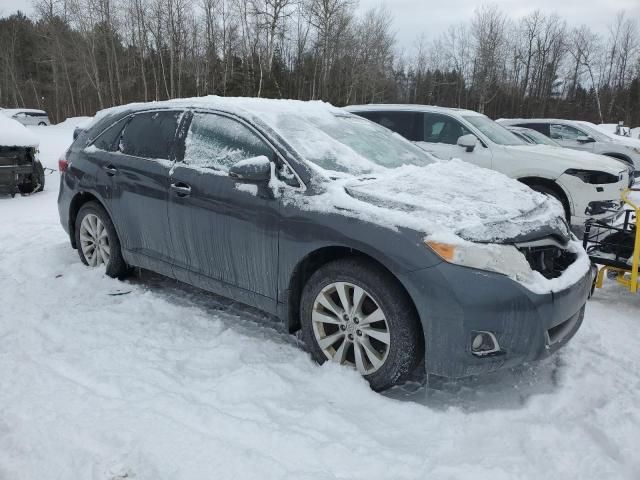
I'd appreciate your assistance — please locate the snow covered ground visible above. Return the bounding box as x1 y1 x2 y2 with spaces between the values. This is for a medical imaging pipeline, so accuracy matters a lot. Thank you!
1 121 640 480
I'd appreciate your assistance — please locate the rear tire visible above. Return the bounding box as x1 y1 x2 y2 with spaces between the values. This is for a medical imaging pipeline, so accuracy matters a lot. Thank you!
75 201 129 279
300 258 423 391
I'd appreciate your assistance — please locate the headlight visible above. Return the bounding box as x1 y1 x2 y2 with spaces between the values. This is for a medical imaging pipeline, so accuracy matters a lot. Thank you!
426 240 533 281
564 168 620 184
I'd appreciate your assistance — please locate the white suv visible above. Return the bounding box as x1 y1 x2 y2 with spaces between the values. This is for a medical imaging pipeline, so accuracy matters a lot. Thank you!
346 105 629 236
1 108 51 126
498 118 640 171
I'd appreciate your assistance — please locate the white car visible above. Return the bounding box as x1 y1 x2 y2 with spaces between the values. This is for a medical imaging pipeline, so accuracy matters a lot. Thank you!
345 105 629 236
1 108 51 126
498 118 640 171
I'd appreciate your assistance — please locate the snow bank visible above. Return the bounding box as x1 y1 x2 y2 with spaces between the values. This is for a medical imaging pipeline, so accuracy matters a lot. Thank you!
28 120 85 169
596 123 640 139
0 115 39 147
55 116 93 128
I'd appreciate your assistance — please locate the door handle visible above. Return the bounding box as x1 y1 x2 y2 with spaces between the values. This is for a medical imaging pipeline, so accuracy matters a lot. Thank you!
103 165 118 176
171 182 192 197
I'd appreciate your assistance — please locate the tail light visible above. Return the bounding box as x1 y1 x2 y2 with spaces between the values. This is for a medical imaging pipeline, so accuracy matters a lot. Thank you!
58 157 69 172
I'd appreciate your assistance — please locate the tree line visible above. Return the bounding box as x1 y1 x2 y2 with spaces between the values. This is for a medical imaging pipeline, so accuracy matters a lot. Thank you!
0 0 639 126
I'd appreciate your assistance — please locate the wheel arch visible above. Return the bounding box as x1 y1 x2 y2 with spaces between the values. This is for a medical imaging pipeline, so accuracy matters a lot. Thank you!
285 246 424 343
517 176 571 219
68 191 106 249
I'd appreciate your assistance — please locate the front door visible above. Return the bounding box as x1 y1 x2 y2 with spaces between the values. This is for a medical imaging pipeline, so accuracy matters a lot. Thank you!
167 111 281 305
416 112 493 169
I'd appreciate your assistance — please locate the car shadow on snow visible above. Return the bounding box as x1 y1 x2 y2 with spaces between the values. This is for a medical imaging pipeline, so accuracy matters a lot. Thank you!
126 268 303 348
124 268 568 413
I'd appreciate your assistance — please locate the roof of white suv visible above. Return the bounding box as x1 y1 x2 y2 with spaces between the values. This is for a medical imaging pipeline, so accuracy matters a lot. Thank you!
345 104 483 116
1 108 48 116
498 118 581 124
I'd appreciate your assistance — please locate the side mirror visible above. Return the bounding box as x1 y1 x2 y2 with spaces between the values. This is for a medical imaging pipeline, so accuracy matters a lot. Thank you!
457 134 477 152
577 135 595 143
229 155 271 182
73 127 85 140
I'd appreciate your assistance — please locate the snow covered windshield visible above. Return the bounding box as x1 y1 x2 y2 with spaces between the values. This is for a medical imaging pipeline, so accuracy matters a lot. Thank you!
275 113 434 175
464 115 527 146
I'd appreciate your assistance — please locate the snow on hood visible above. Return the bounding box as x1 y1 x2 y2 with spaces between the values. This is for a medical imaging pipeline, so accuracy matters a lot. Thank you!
0 115 39 148
295 159 568 244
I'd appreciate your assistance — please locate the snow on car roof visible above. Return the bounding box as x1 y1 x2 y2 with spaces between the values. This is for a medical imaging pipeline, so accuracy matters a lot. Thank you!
1 108 48 116
90 96 432 175
345 104 483 116
498 118 581 124
0 115 39 147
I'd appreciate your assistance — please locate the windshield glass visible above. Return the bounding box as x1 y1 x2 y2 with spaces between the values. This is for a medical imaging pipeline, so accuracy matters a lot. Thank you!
522 129 561 146
463 115 527 146
275 113 434 175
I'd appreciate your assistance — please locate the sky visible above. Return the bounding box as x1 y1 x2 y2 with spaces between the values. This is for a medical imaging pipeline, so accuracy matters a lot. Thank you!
1 0 639 55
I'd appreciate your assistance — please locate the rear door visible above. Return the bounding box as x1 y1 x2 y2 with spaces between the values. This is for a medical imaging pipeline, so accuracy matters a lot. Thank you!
95 110 183 268
417 112 493 169
167 111 282 305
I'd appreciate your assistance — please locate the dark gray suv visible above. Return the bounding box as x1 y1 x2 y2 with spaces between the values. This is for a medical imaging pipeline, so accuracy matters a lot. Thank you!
58 98 594 390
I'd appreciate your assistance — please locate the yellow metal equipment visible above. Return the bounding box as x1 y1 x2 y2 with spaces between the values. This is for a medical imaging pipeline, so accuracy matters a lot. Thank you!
584 188 640 294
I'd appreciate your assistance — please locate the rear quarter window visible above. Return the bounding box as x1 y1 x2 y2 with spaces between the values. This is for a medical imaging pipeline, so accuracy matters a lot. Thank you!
91 118 128 152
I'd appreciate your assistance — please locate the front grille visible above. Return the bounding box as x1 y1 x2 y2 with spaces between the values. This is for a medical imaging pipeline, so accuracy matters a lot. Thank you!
518 244 577 279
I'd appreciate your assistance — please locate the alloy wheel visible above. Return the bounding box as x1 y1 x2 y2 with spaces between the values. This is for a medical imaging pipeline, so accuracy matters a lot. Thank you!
79 213 111 267
312 282 391 375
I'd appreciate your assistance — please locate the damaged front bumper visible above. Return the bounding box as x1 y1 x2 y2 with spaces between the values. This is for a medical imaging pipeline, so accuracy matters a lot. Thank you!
398 259 594 379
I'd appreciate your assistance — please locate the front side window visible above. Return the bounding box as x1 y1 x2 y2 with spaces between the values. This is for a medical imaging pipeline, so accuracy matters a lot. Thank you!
423 113 472 145
550 124 585 140
183 113 274 172
120 110 182 159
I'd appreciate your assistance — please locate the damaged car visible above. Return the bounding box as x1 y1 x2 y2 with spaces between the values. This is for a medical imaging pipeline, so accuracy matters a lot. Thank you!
58 97 594 390
0 115 45 196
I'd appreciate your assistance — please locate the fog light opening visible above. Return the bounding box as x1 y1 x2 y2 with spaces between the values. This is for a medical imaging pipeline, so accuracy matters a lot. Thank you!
470 331 501 357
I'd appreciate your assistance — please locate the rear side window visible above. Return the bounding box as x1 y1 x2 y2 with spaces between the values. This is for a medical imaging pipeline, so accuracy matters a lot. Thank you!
184 113 274 172
518 123 550 137
372 112 422 141
120 110 182 159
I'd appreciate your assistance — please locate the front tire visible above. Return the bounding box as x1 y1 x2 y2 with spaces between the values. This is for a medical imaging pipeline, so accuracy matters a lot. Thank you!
300 258 423 391
75 202 129 278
